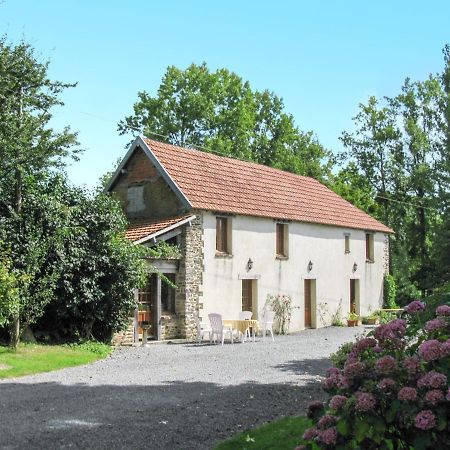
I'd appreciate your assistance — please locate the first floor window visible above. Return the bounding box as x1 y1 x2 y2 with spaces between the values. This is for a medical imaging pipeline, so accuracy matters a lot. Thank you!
344 233 351 253
276 223 288 257
366 233 374 262
216 217 230 253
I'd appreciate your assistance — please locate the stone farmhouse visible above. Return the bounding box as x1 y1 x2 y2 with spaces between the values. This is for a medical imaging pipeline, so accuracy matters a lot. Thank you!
106 136 393 342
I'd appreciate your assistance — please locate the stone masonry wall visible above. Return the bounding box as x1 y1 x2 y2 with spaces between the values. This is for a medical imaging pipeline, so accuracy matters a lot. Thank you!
382 234 390 275
111 146 185 220
170 211 204 340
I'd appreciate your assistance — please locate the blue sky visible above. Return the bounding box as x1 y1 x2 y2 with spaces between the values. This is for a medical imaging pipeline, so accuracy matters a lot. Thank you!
1 0 449 188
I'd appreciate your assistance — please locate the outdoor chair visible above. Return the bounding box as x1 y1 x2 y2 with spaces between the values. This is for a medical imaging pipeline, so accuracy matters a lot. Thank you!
260 310 275 341
239 310 253 341
208 313 233 345
196 314 211 343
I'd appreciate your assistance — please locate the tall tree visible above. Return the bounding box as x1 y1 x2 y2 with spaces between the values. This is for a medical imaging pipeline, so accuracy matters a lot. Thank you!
0 38 79 347
339 47 450 301
118 63 332 180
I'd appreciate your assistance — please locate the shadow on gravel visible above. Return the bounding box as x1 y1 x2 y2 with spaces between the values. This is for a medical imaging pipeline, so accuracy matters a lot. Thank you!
0 378 326 450
273 358 330 376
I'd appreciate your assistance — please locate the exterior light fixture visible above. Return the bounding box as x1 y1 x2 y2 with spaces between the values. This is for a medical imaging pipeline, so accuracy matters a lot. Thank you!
353 262 358 272
307 260 313 272
246 258 253 271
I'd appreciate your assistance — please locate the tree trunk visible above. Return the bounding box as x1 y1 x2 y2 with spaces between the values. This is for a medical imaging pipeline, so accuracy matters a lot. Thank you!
10 90 23 349
10 163 22 348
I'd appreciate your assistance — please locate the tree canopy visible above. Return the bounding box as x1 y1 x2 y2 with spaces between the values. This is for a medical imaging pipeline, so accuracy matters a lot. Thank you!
0 38 146 346
118 63 332 180
338 45 450 301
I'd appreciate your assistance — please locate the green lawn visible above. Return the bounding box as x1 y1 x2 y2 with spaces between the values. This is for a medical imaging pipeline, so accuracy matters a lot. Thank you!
0 341 112 379
214 415 312 450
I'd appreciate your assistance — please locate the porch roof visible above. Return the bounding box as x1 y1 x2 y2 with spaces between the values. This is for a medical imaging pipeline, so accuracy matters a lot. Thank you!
125 214 195 244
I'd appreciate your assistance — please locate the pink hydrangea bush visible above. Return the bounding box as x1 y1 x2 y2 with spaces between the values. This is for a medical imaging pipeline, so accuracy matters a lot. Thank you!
300 301 450 449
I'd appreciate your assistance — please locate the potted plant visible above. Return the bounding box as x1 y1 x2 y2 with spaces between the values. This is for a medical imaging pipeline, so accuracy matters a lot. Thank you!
362 313 379 325
347 311 359 327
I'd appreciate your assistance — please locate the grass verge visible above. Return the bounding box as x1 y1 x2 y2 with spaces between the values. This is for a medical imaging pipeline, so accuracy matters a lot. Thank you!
0 341 112 379
214 415 312 450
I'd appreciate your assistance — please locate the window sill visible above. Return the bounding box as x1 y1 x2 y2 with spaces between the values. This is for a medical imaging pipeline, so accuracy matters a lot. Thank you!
345 250 351 254
276 255 289 260
215 252 233 258
366 259 375 264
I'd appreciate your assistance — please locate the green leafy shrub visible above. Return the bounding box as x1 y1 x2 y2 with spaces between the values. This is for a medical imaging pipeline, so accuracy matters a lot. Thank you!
300 300 450 449
330 342 354 370
331 300 345 326
66 340 112 357
0 253 20 327
147 241 182 259
383 274 398 309
265 294 292 334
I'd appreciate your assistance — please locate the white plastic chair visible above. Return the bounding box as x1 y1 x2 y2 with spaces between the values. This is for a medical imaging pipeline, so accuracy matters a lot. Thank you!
239 310 253 341
196 314 211 343
260 310 275 341
208 313 233 345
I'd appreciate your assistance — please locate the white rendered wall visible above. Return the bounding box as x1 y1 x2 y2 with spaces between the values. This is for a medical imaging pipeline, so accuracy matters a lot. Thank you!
200 211 387 331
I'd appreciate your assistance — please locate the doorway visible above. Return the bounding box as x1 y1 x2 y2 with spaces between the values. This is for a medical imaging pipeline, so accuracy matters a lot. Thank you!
137 272 177 341
304 279 317 328
350 279 360 316
242 279 257 314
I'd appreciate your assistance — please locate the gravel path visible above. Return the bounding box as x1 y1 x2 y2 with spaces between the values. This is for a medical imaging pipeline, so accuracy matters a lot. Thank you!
0 326 365 450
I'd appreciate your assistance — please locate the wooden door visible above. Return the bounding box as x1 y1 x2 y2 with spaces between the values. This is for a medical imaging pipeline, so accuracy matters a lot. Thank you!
304 279 312 328
242 280 253 312
350 279 356 313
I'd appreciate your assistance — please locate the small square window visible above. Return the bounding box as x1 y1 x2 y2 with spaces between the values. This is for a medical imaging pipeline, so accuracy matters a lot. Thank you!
366 233 374 262
276 223 289 257
126 185 145 213
344 234 351 254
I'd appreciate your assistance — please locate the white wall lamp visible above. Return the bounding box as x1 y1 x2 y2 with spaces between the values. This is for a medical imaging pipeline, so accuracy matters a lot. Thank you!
353 262 358 273
246 258 253 271
307 260 313 272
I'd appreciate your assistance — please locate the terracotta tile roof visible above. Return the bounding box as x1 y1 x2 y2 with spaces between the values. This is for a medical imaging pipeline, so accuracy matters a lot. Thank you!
125 214 193 242
143 138 393 234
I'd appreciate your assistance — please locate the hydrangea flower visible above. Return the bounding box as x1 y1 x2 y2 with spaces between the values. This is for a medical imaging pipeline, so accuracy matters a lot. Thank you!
373 320 406 349
414 410 436 430
302 427 319 440
404 300 426 314
425 389 444 405
344 361 366 379
435 304 450 316
375 355 398 374
355 392 376 412
398 387 418 401
317 414 337 430
418 340 442 362
402 356 421 376
323 368 348 391
326 367 340 377
353 337 377 354
320 427 338 445
329 395 347 411
441 339 450 357
417 371 447 389
306 401 324 420
425 318 445 333
377 378 396 391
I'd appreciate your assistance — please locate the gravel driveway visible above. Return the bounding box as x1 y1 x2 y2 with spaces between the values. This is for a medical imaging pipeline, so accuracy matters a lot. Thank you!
0 326 364 450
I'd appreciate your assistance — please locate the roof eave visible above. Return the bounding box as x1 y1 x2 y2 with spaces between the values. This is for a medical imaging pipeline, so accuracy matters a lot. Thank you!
132 214 196 245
